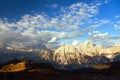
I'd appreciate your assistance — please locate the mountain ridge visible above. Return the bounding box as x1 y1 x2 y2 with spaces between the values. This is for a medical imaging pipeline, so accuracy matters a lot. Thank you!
0 40 120 70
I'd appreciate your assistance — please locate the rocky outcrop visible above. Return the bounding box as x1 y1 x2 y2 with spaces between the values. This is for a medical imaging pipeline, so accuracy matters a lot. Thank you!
0 40 119 71
53 41 104 65
77 41 103 56
52 41 120 65
0 59 55 72
53 45 81 65
0 60 26 72
102 46 120 59
91 64 111 70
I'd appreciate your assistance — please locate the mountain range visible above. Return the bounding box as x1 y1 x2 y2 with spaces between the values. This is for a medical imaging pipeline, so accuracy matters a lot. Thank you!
0 41 120 80
0 40 120 70
40 41 120 68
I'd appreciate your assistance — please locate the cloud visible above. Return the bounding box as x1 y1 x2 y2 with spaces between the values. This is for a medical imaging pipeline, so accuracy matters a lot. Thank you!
82 19 109 32
88 31 110 47
0 1 109 49
71 40 80 46
110 35 120 40
88 31 109 41
88 30 120 47
0 32 27 47
48 37 57 43
114 24 120 30
114 40 120 46
46 3 58 8
114 20 120 30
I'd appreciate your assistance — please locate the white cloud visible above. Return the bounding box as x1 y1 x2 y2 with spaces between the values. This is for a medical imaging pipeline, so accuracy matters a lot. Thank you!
114 40 120 46
114 20 120 30
48 37 57 43
0 1 110 49
88 30 120 47
88 31 109 41
82 19 109 32
110 35 120 40
71 40 80 46
114 24 120 30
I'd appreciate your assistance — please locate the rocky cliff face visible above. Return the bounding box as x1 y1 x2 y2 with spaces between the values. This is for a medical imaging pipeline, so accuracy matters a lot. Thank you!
1 41 119 70
53 45 81 65
52 41 104 65
51 41 120 66
0 59 26 72
102 46 120 59
77 41 103 56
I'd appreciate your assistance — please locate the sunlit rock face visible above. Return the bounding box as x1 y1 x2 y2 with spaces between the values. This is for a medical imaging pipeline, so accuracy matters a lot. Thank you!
0 40 120 70
102 46 120 59
0 60 26 72
77 41 103 56
51 41 120 66
53 45 81 65
52 41 108 66
91 64 111 70
53 41 99 65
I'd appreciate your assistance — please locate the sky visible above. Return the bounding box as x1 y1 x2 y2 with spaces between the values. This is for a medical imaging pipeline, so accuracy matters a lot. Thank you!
0 0 120 49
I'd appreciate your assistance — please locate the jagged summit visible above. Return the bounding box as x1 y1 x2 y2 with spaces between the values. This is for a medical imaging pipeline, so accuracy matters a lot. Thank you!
53 44 81 65
52 40 120 67
53 41 103 66
79 40 95 48
77 40 103 56
54 44 78 54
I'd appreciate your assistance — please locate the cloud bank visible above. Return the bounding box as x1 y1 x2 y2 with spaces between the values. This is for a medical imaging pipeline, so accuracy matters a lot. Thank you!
0 1 119 49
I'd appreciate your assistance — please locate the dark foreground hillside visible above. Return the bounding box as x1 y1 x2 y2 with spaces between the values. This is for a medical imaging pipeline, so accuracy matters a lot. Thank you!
0 59 120 80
